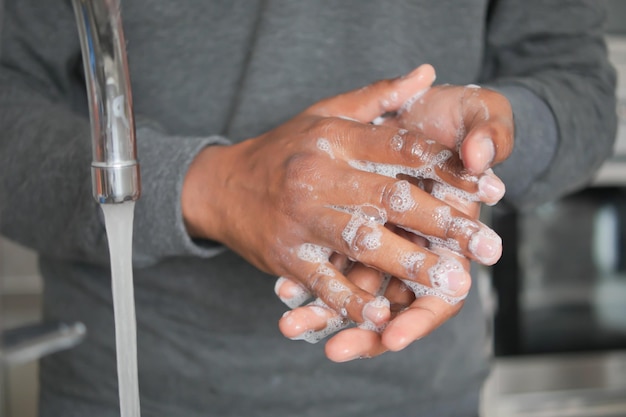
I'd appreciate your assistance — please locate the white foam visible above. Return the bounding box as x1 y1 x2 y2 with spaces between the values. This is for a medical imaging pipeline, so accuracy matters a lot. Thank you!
291 298 351 343
404 205 480 255
297 243 332 264
348 149 463 195
316 264 336 277
367 294 390 309
274 276 312 309
291 315 349 343
427 255 464 295
401 279 467 305
468 227 502 264
327 279 350 293
371 116 385 125
390 134 404 152
399 251 426 278
400 87 430 113
358 320 388 333
329 204 387 252
316 138 335 159
430 182 479 203
388 180 416 212
360 227 382 250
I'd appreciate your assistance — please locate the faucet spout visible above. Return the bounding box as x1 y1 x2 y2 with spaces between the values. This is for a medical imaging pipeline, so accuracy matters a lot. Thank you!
72 0 140 204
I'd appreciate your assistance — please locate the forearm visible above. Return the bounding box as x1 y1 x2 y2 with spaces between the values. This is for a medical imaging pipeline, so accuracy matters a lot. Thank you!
0 72 229 265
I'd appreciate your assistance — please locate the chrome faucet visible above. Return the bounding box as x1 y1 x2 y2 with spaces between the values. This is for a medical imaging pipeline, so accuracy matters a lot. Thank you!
72 0 140 204
2 3 140 415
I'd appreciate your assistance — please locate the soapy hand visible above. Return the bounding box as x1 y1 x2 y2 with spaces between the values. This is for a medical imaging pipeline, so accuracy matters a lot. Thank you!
182 64 505 346
391 83 514 176
275 79 513 361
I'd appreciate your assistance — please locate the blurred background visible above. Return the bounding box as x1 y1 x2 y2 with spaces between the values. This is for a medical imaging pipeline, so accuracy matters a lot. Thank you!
3 1 626 417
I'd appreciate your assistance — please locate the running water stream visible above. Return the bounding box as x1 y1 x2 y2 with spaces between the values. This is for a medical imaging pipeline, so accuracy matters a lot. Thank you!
101 202 141 417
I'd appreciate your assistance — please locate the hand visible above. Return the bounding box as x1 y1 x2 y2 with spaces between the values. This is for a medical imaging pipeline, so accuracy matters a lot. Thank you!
276 185 483 361
276 82 513 361
182 64 503 331
390 83 514 175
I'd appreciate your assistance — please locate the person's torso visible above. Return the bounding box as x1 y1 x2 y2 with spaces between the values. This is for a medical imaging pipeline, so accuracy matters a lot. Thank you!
42 2 492 416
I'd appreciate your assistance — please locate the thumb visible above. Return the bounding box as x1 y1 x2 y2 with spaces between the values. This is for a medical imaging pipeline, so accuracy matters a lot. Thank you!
306 64 436 123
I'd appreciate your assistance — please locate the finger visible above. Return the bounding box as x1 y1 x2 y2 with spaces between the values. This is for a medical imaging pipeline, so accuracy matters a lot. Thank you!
278 300 350 342
279 264 390 343
344 262 387 294
274 276 312 308
329 252 353 274
325 327 388 362
322 122 505 205
382 293 464 351
306 64 436 123
284 244 391 325
460 120 514 174
321 263 413 319
381 276 415 308
315 172 502 265
312 206 473 297
392 84 513 175
458 87 514 174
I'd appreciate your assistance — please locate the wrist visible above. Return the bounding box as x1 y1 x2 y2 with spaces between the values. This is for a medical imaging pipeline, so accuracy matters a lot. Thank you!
181 144 232 242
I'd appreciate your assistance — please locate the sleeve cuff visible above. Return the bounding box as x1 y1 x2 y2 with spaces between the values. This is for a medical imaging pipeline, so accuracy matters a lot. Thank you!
485 84 559 210
131 125 231 266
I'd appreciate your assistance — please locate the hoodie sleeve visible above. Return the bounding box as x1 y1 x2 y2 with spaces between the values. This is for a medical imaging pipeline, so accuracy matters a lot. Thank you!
481 0 617 211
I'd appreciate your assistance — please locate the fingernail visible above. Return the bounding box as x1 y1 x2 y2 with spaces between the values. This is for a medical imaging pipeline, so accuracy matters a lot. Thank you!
446 270 469 293
274 277 288 296
469 229 502 265
474 137 495 173
478 174 506 203
275 277 311 309
362 296 390 325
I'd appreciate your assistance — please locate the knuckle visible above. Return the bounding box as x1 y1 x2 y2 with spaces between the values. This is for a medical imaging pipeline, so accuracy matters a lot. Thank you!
349 223 383 254
307 269 331 296
399 251 427 280
448 216 480 242
381 180 416 213
389 129 407 153
310 116 345 137
407 135 439 164
490 89 513 115
283 152 318 185
407 135 428 161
